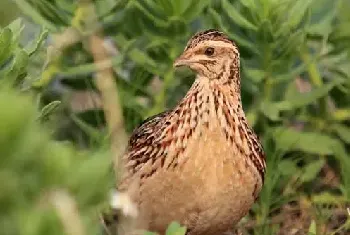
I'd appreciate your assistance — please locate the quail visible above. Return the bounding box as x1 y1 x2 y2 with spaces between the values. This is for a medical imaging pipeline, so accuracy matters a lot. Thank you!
117 29 266 235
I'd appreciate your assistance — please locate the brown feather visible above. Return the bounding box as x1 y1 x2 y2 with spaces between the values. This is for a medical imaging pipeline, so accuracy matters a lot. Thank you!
117 29 266 235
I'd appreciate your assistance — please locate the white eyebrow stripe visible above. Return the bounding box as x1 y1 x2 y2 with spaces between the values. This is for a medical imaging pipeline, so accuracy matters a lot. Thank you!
193 40 239 55
201 40 234 49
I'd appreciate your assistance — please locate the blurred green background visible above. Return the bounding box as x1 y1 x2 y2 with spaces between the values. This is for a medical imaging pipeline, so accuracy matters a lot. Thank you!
0 0 19 27
0 0 350 235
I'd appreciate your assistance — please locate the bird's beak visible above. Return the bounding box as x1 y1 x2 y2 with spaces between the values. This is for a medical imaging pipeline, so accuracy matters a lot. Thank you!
173 53 192 68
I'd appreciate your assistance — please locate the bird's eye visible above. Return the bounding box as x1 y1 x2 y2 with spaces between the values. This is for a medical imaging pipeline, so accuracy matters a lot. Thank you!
204 47 215 56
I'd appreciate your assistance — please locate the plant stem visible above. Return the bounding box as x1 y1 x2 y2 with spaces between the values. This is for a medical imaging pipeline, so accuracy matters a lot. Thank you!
76 0 127 176
300 49 323 87
300 47 328 118
50 189 85 235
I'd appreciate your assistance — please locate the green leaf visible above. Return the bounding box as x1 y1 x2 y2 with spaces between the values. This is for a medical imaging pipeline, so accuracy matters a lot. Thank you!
257 20 274 44
95 0 119 17
307 7 335 35
4 49 29 83
13 0 57 31
128 48 157 69
306 0 337 36
260 101 281 121
182 0 210 21
127 0 168 27
243 68 266 83
246 109 257 127
32 49 60 88
6 18 24 43
38 101 61 121
171 0 192 16
25 29 48 56
273 127 340 155
56 0 77 13
69 149 112 207
284 82 336 109
274 62 308 84
70 114 106 144
270 80 341 113
238 0 257 10
155 0 174 16
0 28 14 66
278 159 299 176
221 0 258 31
141 0 166 17
144 232 158 235
166 222 181 232
275 30 305 58
165 221 187 235
300 158 325 183
332 124 350 144
308 220 317 235
288 0 314 28
312 192 349 205
330 141 350 199
208 8 257 53
332 109 350 121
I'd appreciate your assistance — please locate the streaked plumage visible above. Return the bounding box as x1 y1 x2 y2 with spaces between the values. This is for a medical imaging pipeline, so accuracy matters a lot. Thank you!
118 29 266 235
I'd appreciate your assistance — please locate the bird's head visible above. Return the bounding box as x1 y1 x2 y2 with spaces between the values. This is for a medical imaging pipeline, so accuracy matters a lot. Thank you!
174 29 240 80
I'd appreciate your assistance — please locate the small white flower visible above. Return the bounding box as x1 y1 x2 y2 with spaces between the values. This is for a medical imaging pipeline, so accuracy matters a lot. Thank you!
110 190 138 218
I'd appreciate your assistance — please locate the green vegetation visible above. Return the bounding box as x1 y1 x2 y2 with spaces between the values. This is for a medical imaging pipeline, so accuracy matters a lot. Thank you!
0 0 350 234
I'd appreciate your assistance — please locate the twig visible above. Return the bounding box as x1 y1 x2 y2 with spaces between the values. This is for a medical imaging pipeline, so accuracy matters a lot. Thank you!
76 2 134 235
50 189 85 235
77 0 127 179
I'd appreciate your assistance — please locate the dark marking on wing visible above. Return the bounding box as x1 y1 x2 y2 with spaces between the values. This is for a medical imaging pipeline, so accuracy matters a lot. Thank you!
128 110 171 149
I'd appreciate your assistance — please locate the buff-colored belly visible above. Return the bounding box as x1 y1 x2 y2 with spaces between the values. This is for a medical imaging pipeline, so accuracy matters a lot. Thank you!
131 125 261 235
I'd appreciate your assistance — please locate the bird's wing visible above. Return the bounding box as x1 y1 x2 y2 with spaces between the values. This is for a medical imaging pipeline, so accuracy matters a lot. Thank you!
127 110 171 151
119 110 172 190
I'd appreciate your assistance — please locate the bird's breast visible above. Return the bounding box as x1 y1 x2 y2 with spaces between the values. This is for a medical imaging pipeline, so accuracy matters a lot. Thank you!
134 118 262 235
174 117 259 192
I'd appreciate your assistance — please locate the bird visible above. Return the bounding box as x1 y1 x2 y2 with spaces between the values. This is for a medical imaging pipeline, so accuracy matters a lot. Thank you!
116 29 266 235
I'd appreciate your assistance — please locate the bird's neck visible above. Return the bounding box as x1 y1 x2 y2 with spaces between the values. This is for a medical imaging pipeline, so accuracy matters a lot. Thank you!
190 63 243 116
174 66 246 134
